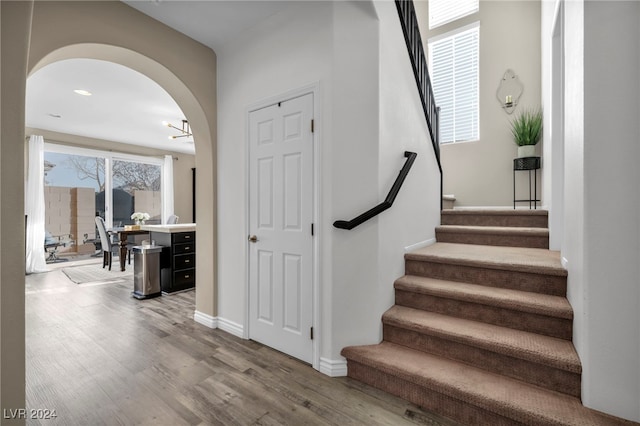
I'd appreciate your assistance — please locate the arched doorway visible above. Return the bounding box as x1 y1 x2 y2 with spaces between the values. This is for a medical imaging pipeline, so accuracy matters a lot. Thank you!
29 41 216 325
27 57 195 230
1 1 217 411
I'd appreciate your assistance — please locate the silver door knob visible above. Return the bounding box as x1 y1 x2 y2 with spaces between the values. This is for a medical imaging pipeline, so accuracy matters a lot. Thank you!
248 235 259 243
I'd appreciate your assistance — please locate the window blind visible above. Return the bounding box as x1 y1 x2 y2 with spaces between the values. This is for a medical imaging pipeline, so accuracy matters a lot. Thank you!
429 0 479 29
429 24 479 144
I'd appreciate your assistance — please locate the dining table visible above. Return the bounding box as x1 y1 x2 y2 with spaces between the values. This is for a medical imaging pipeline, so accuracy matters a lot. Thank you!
108 227 150 271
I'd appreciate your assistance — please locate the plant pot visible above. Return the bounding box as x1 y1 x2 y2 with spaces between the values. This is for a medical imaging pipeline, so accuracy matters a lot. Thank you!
517 145 536 158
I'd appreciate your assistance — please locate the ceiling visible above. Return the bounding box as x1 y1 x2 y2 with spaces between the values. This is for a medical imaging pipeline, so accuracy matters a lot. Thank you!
123 1 290 53
26 58 196 154
25 1 291 156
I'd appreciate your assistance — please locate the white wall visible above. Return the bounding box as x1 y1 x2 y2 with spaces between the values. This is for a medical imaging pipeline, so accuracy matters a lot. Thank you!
582 1 640 420
561 0 587 398
217 0 441 370
328 1 381 359
374 0 439 328
541 0 565 251
562 0 640 421
542 1 553 214
418 1 542 207
217 1 334 348
217 0 383 365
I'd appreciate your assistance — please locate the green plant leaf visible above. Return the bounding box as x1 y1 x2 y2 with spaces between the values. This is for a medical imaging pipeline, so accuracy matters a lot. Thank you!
510 108 543 146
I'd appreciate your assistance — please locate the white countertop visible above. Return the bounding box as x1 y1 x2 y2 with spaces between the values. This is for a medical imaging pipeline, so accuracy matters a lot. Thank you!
140 223 196 233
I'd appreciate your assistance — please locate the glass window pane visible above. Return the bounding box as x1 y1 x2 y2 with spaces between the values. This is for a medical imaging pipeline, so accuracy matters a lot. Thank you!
112 160 162 225
43 152 105 256
429 24 479 144
429 0 479 29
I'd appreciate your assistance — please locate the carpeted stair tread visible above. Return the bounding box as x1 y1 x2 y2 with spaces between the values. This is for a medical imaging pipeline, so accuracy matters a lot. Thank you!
395 275 573 320
441 209 548 217
441 209 548 228
342 209 637 424
341 342 629 426
382 305 580 373
406 242 567 276
436 225 549 248
436 225 549 237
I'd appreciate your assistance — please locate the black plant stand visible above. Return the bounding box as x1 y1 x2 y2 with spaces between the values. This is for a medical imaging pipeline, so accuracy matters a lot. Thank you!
513 156 540 209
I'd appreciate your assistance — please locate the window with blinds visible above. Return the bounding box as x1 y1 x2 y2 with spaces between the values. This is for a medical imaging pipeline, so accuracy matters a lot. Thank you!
428 23 479 144
429 0 479 30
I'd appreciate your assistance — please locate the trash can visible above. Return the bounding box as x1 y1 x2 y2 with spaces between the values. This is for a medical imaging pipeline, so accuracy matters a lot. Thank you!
132 245 164 299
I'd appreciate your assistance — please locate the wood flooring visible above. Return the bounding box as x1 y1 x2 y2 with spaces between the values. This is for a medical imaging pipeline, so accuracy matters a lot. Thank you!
26 262 460 426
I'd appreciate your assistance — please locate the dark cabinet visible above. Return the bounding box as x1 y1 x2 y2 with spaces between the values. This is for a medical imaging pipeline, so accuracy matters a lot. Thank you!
152 231 196 293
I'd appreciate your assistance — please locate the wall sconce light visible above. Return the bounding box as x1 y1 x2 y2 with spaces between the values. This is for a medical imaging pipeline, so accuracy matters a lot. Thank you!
163 119 192 139
505 95 513 107
496 69 524 114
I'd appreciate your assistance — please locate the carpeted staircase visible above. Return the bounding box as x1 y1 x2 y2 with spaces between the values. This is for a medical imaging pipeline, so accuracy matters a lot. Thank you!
342 209 636 425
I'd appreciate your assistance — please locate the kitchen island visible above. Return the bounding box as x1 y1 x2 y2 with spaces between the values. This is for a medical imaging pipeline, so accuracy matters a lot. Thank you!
140 224 196 294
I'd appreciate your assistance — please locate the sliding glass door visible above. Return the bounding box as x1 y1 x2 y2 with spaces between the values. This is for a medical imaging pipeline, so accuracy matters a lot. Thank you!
43 144 166 255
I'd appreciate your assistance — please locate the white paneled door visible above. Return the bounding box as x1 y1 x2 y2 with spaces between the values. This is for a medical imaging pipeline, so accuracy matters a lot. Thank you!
248 93 314 363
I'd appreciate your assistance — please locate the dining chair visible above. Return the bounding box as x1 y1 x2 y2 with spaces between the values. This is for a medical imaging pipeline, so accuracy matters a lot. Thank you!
95 217 131 270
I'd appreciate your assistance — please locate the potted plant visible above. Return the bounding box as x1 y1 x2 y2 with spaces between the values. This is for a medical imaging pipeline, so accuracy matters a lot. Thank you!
510 108 542 158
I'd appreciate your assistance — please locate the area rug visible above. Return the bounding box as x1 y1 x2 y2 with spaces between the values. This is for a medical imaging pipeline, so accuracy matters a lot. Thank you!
62 263 133 285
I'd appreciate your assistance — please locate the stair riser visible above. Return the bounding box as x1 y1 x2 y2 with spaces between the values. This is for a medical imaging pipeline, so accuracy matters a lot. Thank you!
347 361 523 426
395 289 572 340
383 325 581 398
441 214 548 228
436 230 549 249
405 260 567 296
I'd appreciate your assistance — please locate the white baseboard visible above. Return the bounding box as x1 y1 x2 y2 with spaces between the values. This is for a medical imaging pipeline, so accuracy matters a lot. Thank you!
193 311 245 339
319 357 348 377
562 257 569 269
405 238 436 253
217 317 244 338
194 316 344 378
194 310 218 329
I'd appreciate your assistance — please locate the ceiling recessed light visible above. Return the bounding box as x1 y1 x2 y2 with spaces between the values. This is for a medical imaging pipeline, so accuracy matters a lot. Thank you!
73 89 92 96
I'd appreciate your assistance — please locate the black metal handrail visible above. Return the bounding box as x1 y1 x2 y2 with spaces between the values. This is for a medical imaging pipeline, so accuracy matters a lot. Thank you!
333 151 417 230
395 0 443 209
